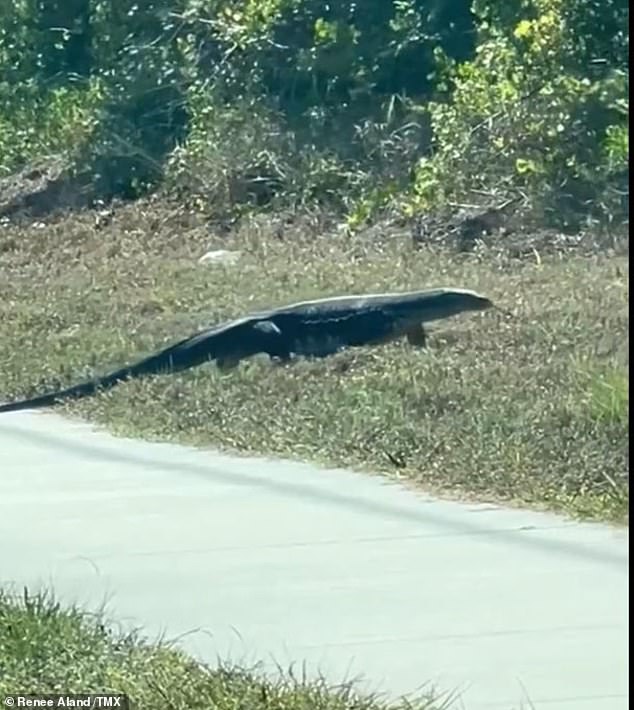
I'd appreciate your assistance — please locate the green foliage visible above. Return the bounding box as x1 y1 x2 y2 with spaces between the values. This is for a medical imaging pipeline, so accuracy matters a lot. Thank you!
0 81 104 177
573 360 629 425
0 0 191 196
410 0 629 230
177 0 474 110
85 0 191 197
0 0 629 227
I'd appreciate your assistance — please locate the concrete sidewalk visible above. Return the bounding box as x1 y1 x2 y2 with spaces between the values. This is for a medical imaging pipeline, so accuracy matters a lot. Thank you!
0 411 628 709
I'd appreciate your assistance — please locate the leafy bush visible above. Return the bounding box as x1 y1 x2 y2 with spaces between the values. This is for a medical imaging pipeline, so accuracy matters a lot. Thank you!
410 0 629 230
0 81 103 177
0 0 629 229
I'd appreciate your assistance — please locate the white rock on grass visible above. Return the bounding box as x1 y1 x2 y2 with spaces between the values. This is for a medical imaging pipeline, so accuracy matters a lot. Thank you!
198 249 241 265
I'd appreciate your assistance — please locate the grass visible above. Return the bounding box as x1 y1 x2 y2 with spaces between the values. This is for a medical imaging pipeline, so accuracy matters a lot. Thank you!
0 587 447 709
0 199 628 522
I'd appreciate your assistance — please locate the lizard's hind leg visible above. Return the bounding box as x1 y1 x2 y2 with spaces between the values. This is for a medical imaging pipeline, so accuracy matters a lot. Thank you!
405 325 427 348
217 357 241 371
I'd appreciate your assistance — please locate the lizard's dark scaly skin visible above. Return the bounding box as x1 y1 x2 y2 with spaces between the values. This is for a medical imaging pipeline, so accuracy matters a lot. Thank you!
0 287 494 414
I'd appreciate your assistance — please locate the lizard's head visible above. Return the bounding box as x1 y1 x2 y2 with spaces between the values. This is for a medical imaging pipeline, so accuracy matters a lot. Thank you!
437 289 495 316
459 291 495 312
400 287 498 324
440 289 517 320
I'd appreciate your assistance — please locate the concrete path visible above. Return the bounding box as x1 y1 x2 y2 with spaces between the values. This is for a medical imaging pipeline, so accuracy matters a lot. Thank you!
0 411 628 710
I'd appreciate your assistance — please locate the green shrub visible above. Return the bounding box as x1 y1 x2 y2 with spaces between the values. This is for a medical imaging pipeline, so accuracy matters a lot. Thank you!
0 0 628 229
0 81 103 177
409 0 629 231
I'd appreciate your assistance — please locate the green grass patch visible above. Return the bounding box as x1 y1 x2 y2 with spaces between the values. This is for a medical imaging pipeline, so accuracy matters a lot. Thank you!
0 201 628 523
0 587 445 709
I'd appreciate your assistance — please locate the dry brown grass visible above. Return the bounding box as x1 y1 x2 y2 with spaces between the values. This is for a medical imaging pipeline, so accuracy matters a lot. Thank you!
0 199 628 522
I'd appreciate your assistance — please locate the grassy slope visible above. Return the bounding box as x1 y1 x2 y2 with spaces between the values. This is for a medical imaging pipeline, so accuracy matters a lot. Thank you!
0 201 628 522
0 588 444 709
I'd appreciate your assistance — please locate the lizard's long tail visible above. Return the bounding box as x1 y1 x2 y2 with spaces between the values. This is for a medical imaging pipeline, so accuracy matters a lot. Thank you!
0 363 142 414
0 332 216 414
